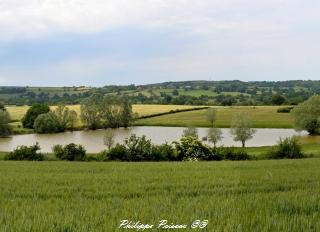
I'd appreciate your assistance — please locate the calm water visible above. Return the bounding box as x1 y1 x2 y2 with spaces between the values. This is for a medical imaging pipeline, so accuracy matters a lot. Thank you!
0 127 308 153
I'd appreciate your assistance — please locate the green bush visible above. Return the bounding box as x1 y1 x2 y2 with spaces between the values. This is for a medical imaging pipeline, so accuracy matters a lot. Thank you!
53 143 86 161
22 104 50 129
174 137 212 161
34 112 61 133
4 143 44 161
214 147 250 160
103 144 127 161
277 107 294 113
266 136 304 159
151 143 177 161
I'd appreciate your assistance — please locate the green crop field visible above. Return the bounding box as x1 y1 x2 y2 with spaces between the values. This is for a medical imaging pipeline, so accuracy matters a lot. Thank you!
0 160 320 231
136 106 294 128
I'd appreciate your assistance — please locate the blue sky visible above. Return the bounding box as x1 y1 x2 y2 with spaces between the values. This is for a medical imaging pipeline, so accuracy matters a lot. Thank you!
0 0 319 86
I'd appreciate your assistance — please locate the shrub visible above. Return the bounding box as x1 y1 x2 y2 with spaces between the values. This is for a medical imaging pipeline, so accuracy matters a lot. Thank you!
34 112 61 133
123 134 153 161
5 143 44 161
53 143 86 161
266 136 304 159
104 144 127 161
22 104 50 129
174 137 212 161
151 143 177 161
214 147 250 160
277 107 294 113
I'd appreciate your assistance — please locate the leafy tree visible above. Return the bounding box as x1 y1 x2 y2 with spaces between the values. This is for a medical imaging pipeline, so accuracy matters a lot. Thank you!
230 112 256 147
292 95 320 135
0 110 12 137
123 134 153 161
272 94 286 105
182 126 198 138
22 104 50 129
266 136 304 159
206 108 217 127
207 127 223 147
119 96 133 128
33 112 61 133
81 94 103 130
54 105 78 131
103 129 115 149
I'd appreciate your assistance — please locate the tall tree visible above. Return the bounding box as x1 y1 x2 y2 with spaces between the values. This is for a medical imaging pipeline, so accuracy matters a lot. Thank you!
54 105 78 131
0 110 12 137
207 127 223 147
182 126 199 138
80 94 103 130
206 108 217 127
230 112 256 147
292 95 320 135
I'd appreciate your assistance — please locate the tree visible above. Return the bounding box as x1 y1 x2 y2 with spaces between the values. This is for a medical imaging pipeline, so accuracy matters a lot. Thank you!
22 104 50 129
33 112 61 133
103 129 115 149
54 105 78 131
119 96 133 128
230 112 256 147
0 102 5 111
272 94 286 105
182 126 198 138
69 110 78 131
206 108 217 127
0 110 12 137
292 95 320 135
207 127 223 147
81 94 103 130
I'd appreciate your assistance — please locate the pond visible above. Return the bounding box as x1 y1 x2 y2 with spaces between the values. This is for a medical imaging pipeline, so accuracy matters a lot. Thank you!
0 127 309 153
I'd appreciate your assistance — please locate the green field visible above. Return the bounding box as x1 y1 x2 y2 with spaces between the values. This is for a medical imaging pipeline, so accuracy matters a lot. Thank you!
0 160 320 231
136 106 294 128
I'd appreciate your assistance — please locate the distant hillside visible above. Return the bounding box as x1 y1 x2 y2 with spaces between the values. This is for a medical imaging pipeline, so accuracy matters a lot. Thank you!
1 80 319 106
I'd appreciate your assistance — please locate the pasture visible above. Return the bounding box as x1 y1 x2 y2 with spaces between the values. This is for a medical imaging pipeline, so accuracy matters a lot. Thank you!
136 106 294 128
0 160 320 231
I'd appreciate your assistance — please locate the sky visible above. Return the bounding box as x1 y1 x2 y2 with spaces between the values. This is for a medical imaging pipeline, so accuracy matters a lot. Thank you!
0 0 319 86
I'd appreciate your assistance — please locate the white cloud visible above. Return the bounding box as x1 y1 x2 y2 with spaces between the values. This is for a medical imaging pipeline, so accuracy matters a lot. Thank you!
0 0 291 41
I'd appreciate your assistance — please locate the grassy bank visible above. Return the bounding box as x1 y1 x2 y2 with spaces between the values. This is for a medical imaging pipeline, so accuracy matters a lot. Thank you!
0 160 320 231
136 106 294 128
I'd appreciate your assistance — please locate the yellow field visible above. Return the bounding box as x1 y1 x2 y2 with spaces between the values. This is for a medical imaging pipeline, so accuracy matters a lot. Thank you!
6 104 200 121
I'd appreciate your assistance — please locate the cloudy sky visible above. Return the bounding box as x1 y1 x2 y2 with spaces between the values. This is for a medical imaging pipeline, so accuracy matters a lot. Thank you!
0 0 319 86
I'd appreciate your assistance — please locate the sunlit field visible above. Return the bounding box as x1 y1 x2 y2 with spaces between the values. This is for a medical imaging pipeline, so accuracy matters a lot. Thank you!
0 160 320 231
6 104 201 121
136 106 294 128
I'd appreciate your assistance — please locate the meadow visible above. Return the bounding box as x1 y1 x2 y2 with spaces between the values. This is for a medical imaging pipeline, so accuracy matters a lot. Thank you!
0 160 320 231
136 106 294 128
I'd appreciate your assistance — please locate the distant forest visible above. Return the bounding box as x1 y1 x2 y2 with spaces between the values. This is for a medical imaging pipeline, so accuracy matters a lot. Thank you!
1 80 320 106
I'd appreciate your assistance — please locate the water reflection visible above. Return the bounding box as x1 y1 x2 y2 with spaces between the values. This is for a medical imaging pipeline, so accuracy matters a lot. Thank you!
0 127 309 153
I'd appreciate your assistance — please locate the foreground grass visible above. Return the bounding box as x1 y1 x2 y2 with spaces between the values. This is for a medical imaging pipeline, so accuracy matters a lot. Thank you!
0 160 320 231
136 106 294 128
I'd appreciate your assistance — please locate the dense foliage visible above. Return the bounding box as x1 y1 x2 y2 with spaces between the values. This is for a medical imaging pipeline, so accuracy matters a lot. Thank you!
1 80 320 106
53 143 87 161
266 136 304 159
22 104 50 129
81 94 133 129
0 109 12 137
4 143 44 161
292 95 320 135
